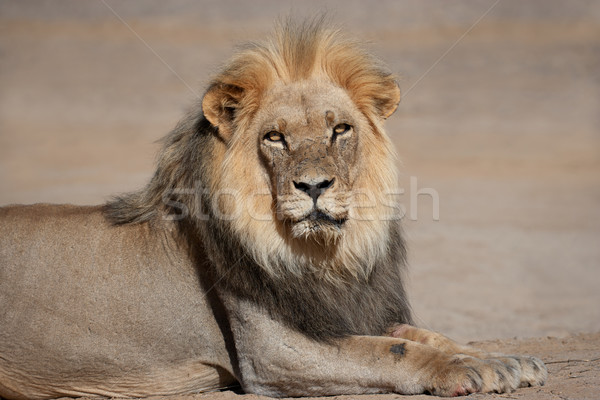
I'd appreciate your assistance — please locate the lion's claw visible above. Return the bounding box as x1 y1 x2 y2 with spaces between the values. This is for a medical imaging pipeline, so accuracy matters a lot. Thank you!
511 355 548 387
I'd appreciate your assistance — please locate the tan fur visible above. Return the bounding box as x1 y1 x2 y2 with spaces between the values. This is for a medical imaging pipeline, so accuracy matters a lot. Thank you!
0 19 546 399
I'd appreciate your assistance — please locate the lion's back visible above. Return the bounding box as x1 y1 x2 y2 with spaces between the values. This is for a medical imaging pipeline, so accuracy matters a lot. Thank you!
0 204 105 274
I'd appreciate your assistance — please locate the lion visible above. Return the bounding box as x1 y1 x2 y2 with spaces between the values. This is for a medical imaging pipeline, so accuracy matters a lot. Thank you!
0 19 547 399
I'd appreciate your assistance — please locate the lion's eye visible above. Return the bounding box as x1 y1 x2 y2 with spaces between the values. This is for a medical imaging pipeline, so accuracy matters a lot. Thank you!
264 131 284 143
332 124 352 139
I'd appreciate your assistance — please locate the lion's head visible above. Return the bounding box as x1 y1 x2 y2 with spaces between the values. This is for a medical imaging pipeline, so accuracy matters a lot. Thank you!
208 79 376 243
106 20 403 283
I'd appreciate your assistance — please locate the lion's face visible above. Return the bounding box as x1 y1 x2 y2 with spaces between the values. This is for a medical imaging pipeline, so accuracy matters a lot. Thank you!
255 80 364 241
205 76 399 267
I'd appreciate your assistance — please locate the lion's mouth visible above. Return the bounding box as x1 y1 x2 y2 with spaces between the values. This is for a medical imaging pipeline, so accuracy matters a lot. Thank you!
289 210 347 241
303 210 347 227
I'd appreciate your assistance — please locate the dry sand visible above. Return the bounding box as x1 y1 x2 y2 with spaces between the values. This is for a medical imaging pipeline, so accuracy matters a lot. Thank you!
1 1 599 398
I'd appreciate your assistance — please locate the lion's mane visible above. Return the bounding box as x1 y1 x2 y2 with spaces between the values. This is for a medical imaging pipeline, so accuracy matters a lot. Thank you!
105 19 412 340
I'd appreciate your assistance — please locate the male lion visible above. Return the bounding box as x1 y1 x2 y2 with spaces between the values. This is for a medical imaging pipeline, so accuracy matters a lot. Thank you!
0 20 546 399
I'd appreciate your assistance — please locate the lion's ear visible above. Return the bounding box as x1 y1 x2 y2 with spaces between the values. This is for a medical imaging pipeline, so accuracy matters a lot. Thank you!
375 80 401 119
202 83 244 140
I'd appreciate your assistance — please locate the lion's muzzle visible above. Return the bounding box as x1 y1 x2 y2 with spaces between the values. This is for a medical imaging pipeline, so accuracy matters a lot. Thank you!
281 176 349 241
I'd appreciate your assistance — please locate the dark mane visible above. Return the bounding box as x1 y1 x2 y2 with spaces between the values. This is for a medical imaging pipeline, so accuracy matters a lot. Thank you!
202 215 412 340
104 114 214 225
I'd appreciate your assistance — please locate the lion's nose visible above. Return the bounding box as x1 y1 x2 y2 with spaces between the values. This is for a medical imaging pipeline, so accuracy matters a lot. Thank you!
294 178 335 204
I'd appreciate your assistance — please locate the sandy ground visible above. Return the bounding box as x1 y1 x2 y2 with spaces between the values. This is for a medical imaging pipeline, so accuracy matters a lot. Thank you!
1 0 599 398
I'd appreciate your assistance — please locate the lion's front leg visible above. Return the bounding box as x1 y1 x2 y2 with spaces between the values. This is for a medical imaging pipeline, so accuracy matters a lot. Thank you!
387 324 488 357
388 324 548 389
223 297 534 397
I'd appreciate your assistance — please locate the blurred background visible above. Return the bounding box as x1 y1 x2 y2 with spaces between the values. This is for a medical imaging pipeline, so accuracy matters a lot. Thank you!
1 0 598 342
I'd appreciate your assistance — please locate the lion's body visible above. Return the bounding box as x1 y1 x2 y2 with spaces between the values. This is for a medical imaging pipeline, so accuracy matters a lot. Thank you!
0 20 547 399
0 205 235 398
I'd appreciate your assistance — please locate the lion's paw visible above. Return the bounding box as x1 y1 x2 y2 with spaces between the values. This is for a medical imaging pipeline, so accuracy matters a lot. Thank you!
507 355 548 388
427 354 522 396
485 353 548 388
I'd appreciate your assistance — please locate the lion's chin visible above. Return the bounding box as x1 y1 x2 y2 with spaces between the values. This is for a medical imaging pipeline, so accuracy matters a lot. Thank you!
289 211 346 243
